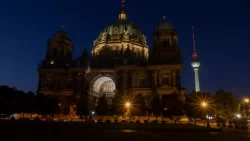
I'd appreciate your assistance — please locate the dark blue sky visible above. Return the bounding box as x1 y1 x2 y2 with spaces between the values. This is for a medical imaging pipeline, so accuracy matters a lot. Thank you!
0 0 249 97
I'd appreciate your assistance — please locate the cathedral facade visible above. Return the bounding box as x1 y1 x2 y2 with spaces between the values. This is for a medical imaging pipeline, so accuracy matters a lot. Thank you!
37 5 185 114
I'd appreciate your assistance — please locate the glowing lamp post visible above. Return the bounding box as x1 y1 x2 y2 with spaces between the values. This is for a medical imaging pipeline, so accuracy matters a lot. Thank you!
201 102 207 108
125 102 131 120
125 102 131 108
242 98 249 117
201 101 210 128
244 98 249 103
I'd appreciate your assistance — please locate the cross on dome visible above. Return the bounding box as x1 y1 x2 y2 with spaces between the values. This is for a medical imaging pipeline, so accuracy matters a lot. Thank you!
119 0 127 20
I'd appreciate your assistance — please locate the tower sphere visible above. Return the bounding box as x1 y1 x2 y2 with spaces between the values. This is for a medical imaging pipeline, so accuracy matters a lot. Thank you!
191 61 200 68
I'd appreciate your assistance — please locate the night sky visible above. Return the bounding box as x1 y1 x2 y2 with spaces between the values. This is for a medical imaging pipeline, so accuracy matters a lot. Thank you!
0 0 249 97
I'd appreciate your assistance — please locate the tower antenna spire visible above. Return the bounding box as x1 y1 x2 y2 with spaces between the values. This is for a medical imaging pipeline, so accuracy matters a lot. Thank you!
192 25 198 60
121 0 125 9
192 25 196 52
62 25 65 31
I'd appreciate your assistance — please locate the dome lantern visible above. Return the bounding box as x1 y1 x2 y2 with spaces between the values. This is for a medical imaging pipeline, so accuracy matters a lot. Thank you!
119 0 127 20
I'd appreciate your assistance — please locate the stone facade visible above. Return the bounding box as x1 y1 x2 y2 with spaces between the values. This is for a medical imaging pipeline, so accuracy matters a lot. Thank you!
37 8 185 114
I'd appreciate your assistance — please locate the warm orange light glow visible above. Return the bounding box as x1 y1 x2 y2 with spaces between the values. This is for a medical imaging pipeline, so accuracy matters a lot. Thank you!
244 98 249 103
125 102 131 108
201 102 207 108
50 60 54 64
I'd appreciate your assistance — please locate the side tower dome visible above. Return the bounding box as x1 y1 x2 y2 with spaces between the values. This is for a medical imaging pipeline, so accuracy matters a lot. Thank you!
45 26 73 67
150 17 182 65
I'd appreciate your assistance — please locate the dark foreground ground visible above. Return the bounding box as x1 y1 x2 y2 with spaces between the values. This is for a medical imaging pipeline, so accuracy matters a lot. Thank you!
0 120 249 141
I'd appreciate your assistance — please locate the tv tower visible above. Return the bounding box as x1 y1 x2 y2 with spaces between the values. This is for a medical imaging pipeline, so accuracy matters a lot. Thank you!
191 25 200 92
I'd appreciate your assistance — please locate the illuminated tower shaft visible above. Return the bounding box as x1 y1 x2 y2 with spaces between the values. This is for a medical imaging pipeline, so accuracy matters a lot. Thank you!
193 65 200 92
191 25 200 92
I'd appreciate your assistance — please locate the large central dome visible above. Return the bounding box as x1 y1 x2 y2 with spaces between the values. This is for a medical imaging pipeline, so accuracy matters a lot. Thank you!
92 4 148 59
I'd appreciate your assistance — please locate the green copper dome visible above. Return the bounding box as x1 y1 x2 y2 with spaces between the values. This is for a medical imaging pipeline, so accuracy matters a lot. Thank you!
94 19 147 46
155 21 174 31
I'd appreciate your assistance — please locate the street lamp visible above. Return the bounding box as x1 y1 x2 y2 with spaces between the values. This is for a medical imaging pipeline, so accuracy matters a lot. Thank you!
242 98 249 117
200 101 210 128
125 102 131 120
236 114 241 119
125 102 131 108
244 98 249 103
201 102 207 108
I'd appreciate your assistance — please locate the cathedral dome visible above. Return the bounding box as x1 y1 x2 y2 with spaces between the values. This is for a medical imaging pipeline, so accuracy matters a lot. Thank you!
92 3 148 58
94 19 147 46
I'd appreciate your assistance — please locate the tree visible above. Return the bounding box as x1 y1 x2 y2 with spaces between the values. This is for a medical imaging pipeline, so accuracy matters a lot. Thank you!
96 95 109 121
214 90 239 121
185 91 214 124
151 94 163 120
76 95 89 119
26 91 36 118
134 94 146 120
110 94 122 120
162 93 185 123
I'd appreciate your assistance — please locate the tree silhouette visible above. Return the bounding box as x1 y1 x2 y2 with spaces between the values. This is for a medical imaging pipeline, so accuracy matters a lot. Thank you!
214 90 239 121
76 95 89 119
96 95 109 121
151 94 163 120
110 94 122 120
163 93 185 123
134 94 146 120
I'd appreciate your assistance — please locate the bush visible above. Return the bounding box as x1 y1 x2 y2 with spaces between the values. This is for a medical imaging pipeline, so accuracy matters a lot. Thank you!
19 118 30 121
114 120 118 123
222 123 226 128
136 120 140 124
240 118 248 126
106 120 111 123
152 120 158 124
161 120 166 124
228 124 234 128
215 117 226 124
129 121 134 123
234 124 241 129
144 120 148 123
216 123 221 128
241 126 248 130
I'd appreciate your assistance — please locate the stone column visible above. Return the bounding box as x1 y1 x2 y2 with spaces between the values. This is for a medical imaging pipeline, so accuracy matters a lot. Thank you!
132 71 136 87
173 71 176 87
153 71 157 87
156 71 159 87
168 72 172 86
123 71 128 88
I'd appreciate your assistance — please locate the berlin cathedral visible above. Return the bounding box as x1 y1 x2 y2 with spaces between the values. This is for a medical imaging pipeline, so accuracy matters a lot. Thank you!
37 3 185 114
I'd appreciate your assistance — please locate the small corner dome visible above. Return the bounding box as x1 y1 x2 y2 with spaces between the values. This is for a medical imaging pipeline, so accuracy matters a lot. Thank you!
52 30 71 40
155 18 174 32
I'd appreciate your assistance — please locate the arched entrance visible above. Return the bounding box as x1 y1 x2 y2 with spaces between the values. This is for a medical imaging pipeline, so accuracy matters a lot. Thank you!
91 76 116 98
